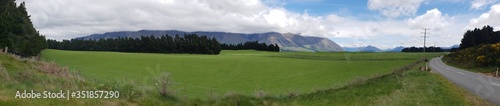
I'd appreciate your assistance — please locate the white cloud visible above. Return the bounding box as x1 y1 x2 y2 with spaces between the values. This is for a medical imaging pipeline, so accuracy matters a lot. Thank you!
468 4 500 30
333 8 466 49
407 8 454 31
471 0 497 10
264 9 294 27
17 0 469 49
367 0 424 18
19 0 341 40
405 8 466 49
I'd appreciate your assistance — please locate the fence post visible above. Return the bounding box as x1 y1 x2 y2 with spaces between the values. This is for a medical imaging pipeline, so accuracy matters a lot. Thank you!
425 58 429 71
496 67 499 77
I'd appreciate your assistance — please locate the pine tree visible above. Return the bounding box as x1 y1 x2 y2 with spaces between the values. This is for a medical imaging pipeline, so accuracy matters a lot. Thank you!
0 1 47 56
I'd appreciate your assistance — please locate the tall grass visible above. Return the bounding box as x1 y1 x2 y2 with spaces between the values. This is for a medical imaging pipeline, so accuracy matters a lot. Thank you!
0 53 148 105
0 62 10 81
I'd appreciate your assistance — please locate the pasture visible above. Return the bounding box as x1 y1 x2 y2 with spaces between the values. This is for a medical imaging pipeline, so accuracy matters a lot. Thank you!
40 49 442 98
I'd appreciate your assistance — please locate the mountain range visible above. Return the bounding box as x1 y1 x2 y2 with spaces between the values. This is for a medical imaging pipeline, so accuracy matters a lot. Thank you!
342 45 382 52
343 45 460 52
77 30 343 52
343 46 408 52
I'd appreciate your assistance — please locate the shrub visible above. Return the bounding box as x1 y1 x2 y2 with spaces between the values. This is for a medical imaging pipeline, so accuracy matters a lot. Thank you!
116 82 143 102
155 72 175 99
0 65 9 81
287 91 298 98
36 61 69 78
254 90 266 99
207 89 219 101
476 55 487 66
445 43 500 69
496 58 500 66
15 69 35 82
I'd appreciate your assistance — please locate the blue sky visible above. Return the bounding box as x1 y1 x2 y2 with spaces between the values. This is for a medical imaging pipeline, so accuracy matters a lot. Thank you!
278 0 379 17
262 0 498 49
18 0 500 49
272 0 484 18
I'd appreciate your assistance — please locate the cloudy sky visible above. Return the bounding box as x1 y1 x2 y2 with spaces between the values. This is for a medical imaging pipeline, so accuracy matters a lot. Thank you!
17 0 500 49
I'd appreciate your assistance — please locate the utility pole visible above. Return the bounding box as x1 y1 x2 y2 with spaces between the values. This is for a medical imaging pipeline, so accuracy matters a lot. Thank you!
434 43 436 52
422 28 430 53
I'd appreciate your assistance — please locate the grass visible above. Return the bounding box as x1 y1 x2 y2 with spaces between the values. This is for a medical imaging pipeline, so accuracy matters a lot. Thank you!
199 61 492 105
0 53 118 105
40 49 442 99
280 63 491 105
0 50 490 105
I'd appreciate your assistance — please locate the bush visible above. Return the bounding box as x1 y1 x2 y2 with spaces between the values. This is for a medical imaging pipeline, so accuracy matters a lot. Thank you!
116 82 143 102
35 61 69 78
444 42 500 71
476 55 487 66
254 90 266 99
0 65 9 81
155 72 175 100
15 69 36 83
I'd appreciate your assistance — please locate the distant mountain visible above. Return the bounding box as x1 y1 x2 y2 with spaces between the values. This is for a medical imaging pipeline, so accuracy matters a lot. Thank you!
386 46 405 52
77 30 343 52
442 44 459 49
342 45 382 52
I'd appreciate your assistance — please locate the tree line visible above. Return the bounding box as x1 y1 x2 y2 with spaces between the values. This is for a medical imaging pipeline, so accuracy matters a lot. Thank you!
459 25 500 50
47 34 281 54
48 34 222 54
401 46 455 52
221 41 280 52
0 1 47 56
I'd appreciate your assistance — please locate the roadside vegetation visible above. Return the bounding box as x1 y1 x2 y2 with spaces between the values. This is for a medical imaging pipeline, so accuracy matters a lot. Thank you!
443 25 500 73
443 42 500 73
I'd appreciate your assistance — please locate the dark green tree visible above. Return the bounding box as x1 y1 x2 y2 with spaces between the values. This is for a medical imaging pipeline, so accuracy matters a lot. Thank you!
459 25 500 49
47 34 222 55
0 1 47 56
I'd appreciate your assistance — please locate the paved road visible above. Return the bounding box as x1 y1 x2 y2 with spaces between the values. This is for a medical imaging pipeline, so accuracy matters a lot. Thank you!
430 56 500 105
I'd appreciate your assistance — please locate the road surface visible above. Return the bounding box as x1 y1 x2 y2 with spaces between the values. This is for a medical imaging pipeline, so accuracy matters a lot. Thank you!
429 56 500 105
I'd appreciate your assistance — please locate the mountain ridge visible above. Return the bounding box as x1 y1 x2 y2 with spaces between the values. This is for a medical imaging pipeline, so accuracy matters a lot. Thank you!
342 45 382 52
77 30 343 52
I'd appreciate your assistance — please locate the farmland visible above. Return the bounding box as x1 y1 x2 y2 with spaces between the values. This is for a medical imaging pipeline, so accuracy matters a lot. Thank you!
1 50 491 105
40 49 442 98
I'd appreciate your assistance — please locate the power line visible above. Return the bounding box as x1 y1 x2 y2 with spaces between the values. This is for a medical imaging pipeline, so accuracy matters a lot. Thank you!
422 28 430 53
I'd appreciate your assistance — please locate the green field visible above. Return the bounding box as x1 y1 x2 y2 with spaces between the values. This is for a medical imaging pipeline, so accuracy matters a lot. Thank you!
40 49 442 99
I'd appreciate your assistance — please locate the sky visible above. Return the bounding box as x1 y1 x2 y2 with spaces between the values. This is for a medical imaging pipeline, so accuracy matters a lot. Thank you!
16 0 500 49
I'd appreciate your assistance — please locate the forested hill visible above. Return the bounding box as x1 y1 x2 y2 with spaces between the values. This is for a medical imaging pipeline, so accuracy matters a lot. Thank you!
0 1 47 56
77 30 343 52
